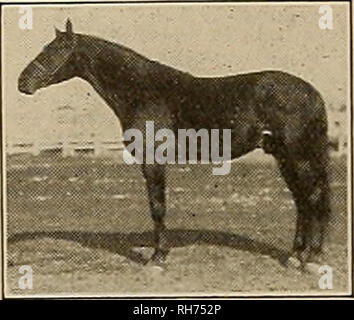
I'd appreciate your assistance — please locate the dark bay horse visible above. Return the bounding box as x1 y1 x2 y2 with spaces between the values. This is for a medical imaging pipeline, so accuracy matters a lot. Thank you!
18 20 330 266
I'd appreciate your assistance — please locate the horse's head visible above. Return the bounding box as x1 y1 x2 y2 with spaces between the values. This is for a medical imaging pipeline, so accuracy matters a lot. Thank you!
18 19 78 95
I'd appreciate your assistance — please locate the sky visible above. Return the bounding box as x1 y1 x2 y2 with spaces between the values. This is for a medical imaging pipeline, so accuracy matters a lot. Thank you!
2 2 350 144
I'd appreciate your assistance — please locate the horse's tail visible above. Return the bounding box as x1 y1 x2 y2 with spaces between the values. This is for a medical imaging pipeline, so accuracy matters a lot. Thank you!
307 93 329 166
306 93 331 225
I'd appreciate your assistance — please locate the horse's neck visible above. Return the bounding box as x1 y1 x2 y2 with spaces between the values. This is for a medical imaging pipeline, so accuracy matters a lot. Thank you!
76 36 144 123
75 35 184 127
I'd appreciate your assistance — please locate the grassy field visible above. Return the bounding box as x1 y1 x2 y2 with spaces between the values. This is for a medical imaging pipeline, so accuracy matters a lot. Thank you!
5 152 349 296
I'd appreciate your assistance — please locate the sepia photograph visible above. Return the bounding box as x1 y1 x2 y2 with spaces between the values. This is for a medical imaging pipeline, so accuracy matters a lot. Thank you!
1 1 352 298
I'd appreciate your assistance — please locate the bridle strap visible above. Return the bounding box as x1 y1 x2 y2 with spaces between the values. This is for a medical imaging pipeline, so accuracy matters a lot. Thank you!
33 37 78 77
33 60 47 72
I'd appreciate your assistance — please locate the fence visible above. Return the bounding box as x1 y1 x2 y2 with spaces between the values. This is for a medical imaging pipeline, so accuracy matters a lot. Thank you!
6 140 125 157
5 134 347 158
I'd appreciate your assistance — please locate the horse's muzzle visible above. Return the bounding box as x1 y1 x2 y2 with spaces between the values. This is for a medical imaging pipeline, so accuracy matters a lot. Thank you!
18 78 36 95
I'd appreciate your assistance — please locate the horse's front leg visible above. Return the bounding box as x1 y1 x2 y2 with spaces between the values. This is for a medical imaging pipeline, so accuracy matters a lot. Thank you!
141 163 168 263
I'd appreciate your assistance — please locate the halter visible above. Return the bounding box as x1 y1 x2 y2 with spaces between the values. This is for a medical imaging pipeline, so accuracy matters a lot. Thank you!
33 37 77 78
32 60 47 73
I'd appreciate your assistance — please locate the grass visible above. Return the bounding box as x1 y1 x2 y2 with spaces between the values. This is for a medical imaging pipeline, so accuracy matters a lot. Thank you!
5 153 349 295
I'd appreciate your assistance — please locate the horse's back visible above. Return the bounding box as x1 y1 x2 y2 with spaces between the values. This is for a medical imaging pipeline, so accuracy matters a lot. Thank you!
172 70 327 158
176 70 326 130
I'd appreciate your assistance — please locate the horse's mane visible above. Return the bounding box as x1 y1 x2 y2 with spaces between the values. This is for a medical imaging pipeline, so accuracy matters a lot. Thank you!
77 33 193 82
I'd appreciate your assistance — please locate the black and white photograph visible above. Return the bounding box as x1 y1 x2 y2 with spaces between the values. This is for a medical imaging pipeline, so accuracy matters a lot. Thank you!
0 1 351 298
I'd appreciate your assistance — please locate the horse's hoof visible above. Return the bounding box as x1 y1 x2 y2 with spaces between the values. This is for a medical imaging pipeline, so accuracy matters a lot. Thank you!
286 256 302 269
130 246 151 263
304 262 321 274
150 265 165 274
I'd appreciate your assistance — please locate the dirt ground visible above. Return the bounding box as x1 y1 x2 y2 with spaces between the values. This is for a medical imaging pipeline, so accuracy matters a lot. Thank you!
5 153 349 296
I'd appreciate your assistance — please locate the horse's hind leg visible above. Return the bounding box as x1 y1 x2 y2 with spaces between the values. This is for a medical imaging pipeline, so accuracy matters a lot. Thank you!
275 152 330 265
306 144 331 261
142 163 168 263
275 156 307 262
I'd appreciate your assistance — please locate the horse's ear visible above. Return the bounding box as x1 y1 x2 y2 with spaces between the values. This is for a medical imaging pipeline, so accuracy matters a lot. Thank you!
66 19 73 35
55 27 61 37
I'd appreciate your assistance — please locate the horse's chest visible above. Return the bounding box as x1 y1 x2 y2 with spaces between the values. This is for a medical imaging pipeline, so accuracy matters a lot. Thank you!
123 102 175 133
